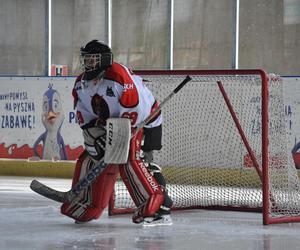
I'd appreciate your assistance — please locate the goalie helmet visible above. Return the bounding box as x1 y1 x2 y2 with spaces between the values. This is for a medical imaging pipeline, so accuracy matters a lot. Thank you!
80 40 113 81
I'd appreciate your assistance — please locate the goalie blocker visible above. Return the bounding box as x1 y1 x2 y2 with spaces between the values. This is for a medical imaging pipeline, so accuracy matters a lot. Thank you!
61 118 172 223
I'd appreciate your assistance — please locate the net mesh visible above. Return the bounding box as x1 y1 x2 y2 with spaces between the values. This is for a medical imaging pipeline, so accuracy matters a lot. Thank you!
110 71 300 222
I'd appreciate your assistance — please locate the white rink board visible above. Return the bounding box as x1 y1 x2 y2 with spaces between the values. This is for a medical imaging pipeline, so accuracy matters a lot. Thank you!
0 76 299 161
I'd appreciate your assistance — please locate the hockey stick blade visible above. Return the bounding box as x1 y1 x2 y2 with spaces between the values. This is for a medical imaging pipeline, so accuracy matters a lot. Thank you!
30 180 74 203
30 160 107 203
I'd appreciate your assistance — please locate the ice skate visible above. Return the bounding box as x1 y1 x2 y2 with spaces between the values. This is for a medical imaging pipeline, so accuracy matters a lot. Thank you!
74 220 87 225
142 214 173 227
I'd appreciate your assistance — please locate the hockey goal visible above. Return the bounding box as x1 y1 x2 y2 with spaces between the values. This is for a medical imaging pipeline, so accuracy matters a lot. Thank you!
108 69 300 225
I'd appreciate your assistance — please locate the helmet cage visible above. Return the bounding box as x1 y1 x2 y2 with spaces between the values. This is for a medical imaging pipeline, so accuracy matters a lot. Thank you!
80 52 113 72
80 53 100 72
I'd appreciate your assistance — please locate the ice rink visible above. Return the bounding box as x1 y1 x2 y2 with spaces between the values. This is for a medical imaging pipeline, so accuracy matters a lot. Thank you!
1 176 300 250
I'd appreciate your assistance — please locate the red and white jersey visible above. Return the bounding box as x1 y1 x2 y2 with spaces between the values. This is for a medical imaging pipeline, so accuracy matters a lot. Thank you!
72 62 162 129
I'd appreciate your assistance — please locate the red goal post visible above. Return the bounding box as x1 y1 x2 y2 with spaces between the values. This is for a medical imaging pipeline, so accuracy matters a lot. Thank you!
108 69 300 225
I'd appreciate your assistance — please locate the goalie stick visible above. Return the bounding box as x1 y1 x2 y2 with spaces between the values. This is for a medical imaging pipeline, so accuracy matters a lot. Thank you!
30 75 192 204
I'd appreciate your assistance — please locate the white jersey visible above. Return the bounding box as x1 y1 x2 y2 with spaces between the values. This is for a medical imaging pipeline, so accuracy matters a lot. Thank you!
72 62 162 129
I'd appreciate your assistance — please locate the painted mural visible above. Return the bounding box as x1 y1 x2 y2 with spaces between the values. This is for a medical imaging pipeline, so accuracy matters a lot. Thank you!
0 77 84 160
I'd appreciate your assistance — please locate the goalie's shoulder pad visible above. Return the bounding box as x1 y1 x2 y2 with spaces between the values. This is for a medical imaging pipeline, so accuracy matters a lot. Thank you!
104 63 139 108
104 63 133 84
119 84 139 108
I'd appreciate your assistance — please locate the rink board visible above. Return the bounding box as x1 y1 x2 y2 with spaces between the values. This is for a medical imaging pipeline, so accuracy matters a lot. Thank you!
2 158 299 188
0 158 75 178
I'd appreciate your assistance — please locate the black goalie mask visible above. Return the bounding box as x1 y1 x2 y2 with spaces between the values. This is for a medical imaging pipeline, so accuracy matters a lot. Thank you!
80 40 113 81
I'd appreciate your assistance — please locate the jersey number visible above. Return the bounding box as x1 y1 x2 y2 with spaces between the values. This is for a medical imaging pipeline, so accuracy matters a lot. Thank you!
121 112 138 125
76 111 84 125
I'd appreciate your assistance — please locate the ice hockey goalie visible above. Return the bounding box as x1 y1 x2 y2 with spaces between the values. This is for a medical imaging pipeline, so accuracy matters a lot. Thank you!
61 39 173 226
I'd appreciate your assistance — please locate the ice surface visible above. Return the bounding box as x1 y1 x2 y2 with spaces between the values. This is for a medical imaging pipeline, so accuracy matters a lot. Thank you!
1 176 300 250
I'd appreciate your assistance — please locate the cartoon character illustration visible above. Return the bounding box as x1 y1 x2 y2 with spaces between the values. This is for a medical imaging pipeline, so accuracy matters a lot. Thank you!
33 84 67 160
292 140 300 169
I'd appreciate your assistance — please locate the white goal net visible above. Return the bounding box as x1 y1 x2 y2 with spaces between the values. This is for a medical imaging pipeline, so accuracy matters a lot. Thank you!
109 70 300 225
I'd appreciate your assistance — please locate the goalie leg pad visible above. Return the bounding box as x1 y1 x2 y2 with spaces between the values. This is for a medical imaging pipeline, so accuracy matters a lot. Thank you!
146 161 173 212
119 162 164 223
61 151 119 222
119 129 165 223
141 149 173 213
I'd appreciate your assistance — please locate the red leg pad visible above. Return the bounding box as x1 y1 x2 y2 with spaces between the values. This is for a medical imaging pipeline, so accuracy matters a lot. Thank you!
119 129 164 223
61 151 119 222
